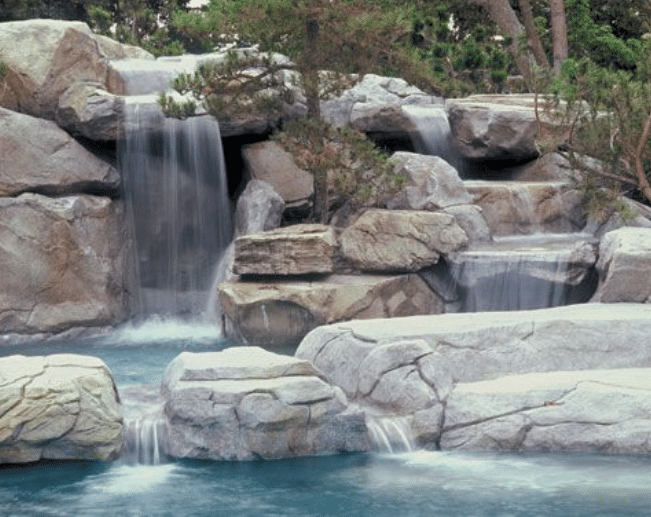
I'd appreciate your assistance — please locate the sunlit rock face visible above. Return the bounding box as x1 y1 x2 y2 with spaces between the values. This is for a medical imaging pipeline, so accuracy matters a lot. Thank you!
218 274 444 347
161 347 369 460
0 354 123 463
0 194 130 333
296 303 651 452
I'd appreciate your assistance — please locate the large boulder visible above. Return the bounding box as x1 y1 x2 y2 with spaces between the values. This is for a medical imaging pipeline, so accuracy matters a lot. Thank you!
0 354 123 463
322 74 441 132
441 368 651 454
593 227 651 303
447 95 544 162
387 152 473 210
161 347 369 460
296 303 651 448
218 274 444 347
0 108 120 197
234 224 336 276
0 194 130 334
464 180 585 235
241 141 314 209
234 180 284 238
340 209 468 272
0 20 110 120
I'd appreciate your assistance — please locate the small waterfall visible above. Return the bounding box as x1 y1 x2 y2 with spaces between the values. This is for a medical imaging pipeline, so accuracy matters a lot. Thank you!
367 416 416 454
401 105 465 173
117 57 232 319
120 385 167 465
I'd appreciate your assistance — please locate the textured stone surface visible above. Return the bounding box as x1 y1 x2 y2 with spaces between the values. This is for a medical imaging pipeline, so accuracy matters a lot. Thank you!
0 108 120 197
340 209 468 272
593 227 651 303
162 347 369 460
234 224 336 276
218 274 444 347
447 95 542 162
55 82 124 141
241 141 314 208
296 303 651 449
0 354 123 463
0 194 129 334
234 180 284 238
0 20 110 120
387 151 473 210
441 368 651 454
465 180 584 235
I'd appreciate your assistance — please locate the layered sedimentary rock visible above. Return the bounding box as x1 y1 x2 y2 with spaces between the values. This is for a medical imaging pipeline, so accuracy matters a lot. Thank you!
162 347 369 460
219 274 444 346
0 194 129 333
0 354 123 463
234 224 336 276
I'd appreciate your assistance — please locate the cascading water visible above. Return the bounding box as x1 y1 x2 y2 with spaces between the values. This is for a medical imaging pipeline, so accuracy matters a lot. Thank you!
366 416 416 454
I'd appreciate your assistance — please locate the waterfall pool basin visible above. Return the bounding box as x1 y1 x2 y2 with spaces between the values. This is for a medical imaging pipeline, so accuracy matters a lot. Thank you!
1 323 650 516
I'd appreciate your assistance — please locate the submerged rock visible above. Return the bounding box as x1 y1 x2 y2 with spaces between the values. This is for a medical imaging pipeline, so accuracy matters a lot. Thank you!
162 347 369 460
0 354 123 463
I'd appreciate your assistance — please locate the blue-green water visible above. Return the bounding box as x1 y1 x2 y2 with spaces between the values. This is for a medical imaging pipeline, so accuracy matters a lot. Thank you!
2 322 651 517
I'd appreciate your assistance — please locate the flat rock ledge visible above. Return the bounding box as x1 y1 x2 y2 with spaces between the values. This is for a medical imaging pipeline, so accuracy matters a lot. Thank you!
0 354 123 463
295 303 651 453
161 347 369 461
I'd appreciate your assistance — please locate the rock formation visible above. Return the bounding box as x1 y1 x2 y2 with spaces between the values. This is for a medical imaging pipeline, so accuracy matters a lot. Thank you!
0 354 123 463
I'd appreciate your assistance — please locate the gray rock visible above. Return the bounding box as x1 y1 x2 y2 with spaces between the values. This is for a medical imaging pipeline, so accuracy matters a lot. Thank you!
464 180 585 235
0 354 123 463
55 82 124 141
441 368 651 454
234 224 336 276
241 141 313 209
0 194 130 334
340 209 468 272
387 152 473 210
593 227 651 303
218 274 444 347
442 205 492 244
234 180 284 238
0 107 120 197
162 347 369 460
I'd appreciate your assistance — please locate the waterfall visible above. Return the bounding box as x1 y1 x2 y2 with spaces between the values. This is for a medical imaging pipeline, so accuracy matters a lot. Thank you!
367 416 416 454
116 59 232 319
120 385 167 465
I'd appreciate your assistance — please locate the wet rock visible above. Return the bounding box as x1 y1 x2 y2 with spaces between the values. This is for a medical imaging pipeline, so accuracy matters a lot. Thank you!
464 180 585 235
218 274 444 347
241 141 313 209
340 209 468 272
0 194 130 334
387 152 473 210
234 180 284 238
593 227 651 303
0 354 123 463
441 368 651 454
442 205 492 244
0 107 120 197
234 224 336 276
162 347 369 460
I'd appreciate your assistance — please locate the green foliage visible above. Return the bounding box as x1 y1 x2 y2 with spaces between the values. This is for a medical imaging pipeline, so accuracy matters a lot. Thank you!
0 59 8 82
273 118 401 212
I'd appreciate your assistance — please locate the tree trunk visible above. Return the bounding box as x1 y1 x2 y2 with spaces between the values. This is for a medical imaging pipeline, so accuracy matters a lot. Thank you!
519 0 550 68
634 109 651 204
550 0 569 75
467 0 532 83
